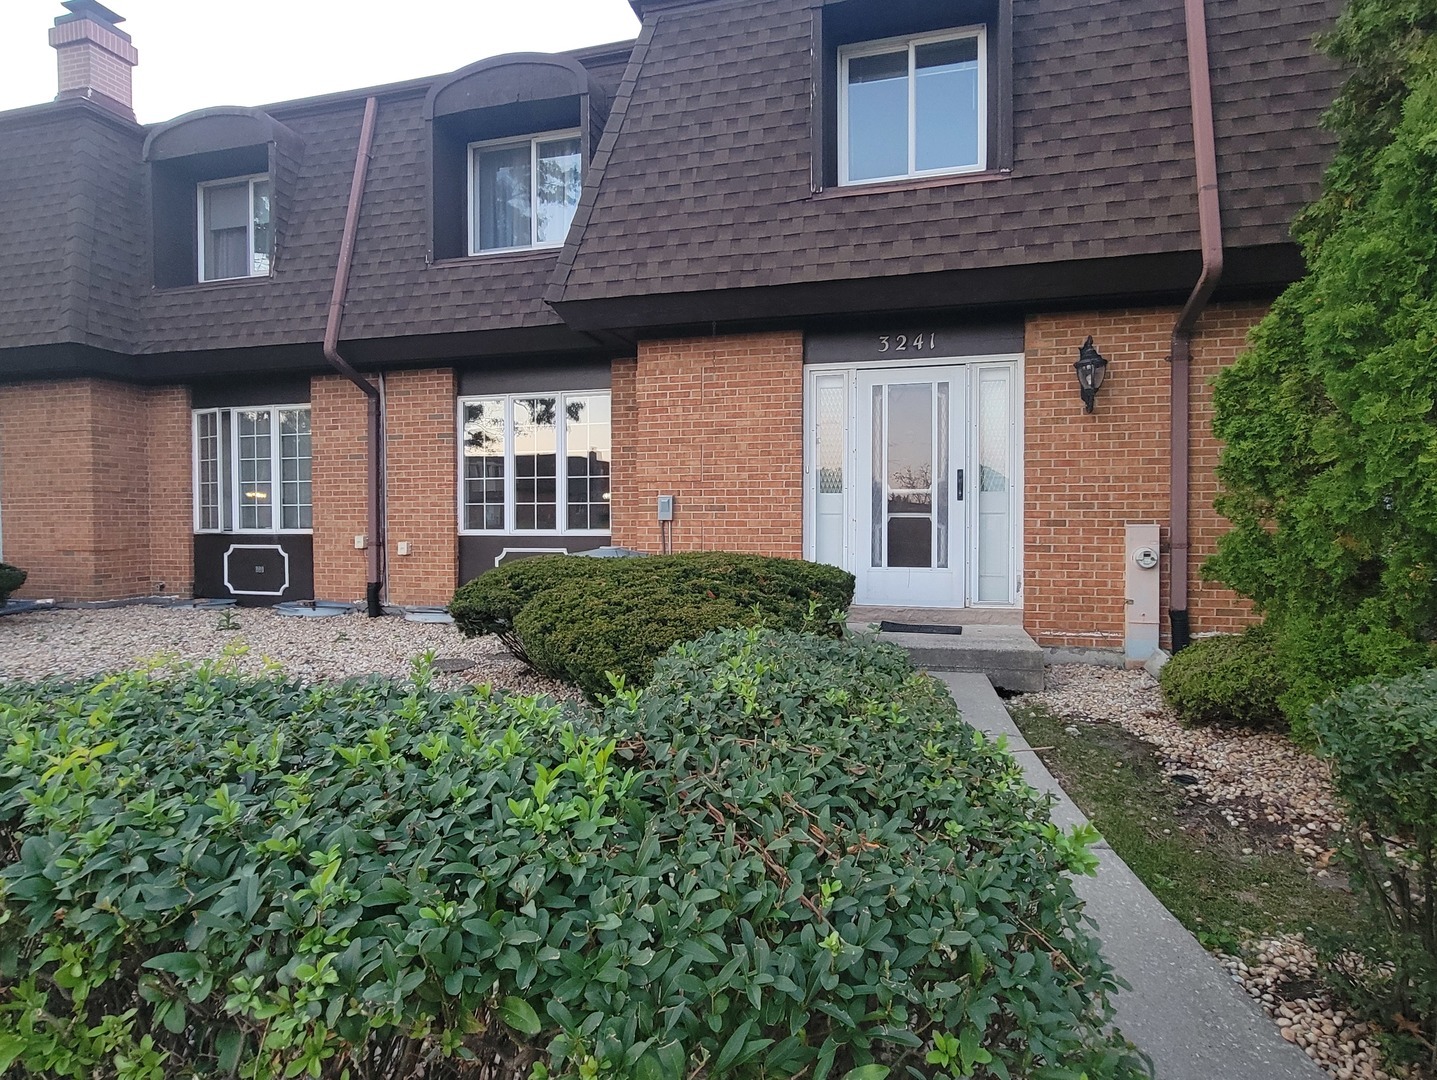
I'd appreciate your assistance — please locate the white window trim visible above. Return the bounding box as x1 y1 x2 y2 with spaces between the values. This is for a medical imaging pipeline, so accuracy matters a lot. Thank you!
456 391 612 537
196 173 270 283
838 26 988 187
192 404 312 535
466 128 583 256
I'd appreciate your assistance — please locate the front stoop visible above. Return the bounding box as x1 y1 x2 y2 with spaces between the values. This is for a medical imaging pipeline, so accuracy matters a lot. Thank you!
854 622 1046 692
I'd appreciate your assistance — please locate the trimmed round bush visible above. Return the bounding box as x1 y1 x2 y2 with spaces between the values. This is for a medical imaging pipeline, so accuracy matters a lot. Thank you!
513 552 855 697
448 554 588 660
1158 626 1286 730
0 561 26 604
0 633 1148 1080
451 552 856 698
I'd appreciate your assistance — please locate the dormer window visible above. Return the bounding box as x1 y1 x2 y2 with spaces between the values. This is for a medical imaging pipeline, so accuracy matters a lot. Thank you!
198 174 272 281
838 27 987 186
469 130 582 254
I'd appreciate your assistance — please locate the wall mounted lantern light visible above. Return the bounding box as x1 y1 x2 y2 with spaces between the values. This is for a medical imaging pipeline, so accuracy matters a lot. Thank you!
1074 335 1109 413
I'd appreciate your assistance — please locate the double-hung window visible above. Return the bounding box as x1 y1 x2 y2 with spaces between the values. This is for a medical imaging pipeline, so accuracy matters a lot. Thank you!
468 130 583 254
193 406 311 532
840 28 987 185
198 174 272 281
459 392 611 533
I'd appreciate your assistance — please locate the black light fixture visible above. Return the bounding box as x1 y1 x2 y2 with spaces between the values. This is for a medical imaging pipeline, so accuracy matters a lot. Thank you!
1074 335 1109 413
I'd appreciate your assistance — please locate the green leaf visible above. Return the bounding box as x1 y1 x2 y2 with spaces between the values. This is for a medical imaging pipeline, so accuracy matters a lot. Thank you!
499 995 542 1037
842 1068 891 1080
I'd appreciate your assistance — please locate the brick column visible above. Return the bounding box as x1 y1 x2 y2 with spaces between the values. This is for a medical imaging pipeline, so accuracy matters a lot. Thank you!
311 374 372 603
384 368 457 607
611 332 804 557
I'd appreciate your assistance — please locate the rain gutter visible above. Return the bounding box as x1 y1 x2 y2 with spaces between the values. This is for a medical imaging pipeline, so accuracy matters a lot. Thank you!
1169 0 1224 652
322 96 384 617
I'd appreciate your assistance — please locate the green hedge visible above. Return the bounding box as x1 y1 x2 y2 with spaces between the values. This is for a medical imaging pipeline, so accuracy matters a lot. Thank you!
1309 669 1437 1067
0 634 1148 1080
447 554 585 661
1158 627 1287 731
0 561 25 604
451 552 856 698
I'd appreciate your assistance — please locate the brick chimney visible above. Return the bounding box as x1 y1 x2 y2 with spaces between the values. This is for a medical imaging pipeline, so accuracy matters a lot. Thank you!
49 0 138 119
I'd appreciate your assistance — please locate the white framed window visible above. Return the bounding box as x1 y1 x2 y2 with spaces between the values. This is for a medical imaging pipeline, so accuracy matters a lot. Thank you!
467 129 583 254
839 28 987 186
193 405 311 533
197 174 271 282
458 392 611 534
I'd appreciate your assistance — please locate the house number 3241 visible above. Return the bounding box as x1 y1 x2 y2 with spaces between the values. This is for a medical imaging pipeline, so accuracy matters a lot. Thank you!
878 333 938 353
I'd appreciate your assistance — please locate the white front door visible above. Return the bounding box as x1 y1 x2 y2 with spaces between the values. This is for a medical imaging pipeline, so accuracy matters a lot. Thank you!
806 359 1021 609
856 366 967 606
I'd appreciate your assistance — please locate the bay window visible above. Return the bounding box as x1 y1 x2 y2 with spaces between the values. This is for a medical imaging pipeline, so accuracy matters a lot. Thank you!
460 392 611 533
193 406 311 533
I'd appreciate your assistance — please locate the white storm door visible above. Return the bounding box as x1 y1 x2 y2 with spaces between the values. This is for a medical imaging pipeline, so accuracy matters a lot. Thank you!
855 366 967 606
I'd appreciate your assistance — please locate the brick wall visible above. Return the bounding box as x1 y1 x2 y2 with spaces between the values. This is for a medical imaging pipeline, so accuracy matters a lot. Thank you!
1187 302 1266 635
611 333 804 556
0 379 190 601
384 368 457 606
311 374 373 603
1022 303 1262 649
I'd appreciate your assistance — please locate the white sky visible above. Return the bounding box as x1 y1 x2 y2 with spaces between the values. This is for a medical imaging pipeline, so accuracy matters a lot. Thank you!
0 0 642 123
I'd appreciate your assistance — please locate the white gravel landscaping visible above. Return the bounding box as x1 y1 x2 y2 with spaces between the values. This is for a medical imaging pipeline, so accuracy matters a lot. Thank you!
1014 665 1402 1080
0 604 574 698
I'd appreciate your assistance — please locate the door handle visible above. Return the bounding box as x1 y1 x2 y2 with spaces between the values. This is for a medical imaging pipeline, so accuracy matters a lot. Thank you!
955 468 964 501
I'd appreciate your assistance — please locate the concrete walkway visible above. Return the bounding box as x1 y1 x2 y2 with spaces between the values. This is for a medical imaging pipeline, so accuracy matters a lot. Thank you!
939 672 1325 1080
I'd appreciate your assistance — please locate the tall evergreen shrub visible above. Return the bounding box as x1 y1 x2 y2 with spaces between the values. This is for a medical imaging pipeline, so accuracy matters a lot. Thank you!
1208 3 1437 720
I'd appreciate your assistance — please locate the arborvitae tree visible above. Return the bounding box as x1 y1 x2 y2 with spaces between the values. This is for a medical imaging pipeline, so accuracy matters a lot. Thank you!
1208 0 1437 725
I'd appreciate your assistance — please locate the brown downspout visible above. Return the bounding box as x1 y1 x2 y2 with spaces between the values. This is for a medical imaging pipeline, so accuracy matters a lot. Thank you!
323 96 385 617
1169 0 1223 652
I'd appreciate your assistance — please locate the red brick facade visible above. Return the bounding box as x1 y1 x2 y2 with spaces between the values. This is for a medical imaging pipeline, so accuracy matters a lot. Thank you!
1022 303 1260 649
311 374 374 604
383 369 458 607
0 310 1265 641
610 333 805 557
0 379 190 601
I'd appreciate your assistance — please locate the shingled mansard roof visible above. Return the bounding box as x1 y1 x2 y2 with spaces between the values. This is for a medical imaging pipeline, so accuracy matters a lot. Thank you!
0 0 1341 377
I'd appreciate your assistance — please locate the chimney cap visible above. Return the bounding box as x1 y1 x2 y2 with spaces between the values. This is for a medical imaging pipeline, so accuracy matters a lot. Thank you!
57 0 126 27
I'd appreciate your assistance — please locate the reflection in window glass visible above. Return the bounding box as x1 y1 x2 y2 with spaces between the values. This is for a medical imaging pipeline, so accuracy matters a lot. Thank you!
536 137 583 246
915 38 980 172
476 145 533 252
846 50 908 182
463 399 506 531
472 132 583 252
251 179 272 275
460 392 613 534
565 395 611 531
843 32 984 183
514 397 559 530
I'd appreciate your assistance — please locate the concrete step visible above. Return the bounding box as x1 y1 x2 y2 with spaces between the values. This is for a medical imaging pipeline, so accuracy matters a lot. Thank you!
854 621 1045 692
